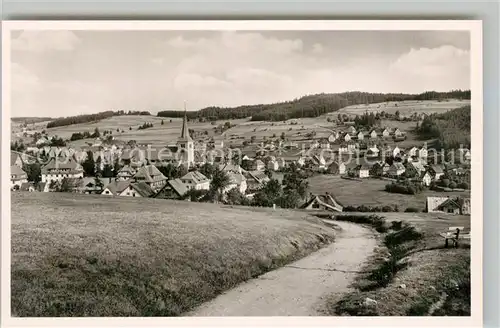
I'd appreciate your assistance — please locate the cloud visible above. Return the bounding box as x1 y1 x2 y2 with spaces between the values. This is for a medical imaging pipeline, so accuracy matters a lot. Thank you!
12 31 81 53
390 45 469 77
166 31 303 55
11 62 40 92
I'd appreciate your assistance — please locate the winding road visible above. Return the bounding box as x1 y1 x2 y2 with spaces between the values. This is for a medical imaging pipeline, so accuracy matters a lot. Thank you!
187 220 377 316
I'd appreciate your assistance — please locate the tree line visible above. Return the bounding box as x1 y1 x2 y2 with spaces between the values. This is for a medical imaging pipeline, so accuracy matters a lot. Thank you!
416 105 471 149
157 90 471 122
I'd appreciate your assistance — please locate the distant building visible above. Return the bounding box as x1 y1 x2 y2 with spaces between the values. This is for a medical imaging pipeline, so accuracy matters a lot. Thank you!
426 196 471 215
101 179 154 197
180 171 210 190
301 193 343 212
41 158 84 183
387 162 406 177
225 172 247 194
177 107 194 169
251 159 265 171
117 165 137 181
11 165 28 189
133 165 167 192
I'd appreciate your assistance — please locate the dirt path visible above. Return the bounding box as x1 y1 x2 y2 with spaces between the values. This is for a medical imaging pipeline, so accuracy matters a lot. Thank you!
187 220 377 316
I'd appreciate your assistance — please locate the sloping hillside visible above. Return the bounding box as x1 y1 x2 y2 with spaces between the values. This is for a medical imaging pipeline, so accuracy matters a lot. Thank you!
11 192 335 317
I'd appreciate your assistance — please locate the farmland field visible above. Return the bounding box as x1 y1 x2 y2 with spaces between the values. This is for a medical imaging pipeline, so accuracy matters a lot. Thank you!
307 175 470 210
11 192 335 317
332 99 470 117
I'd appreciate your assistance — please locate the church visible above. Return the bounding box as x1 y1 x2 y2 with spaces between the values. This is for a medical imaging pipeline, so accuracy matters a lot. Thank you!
175 108 195 169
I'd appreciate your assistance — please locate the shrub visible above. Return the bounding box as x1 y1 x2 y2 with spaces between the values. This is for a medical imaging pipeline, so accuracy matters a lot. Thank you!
458 182 469 189
390 220 403 230
404 207 420 213
382 205 393 212
449 181 457 189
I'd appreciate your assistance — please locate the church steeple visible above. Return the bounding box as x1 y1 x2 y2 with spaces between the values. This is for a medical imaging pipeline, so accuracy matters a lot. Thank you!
180 101 192 141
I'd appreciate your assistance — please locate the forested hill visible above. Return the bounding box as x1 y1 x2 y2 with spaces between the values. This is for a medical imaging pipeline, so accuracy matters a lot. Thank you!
416 105 471 149
157 90 470 121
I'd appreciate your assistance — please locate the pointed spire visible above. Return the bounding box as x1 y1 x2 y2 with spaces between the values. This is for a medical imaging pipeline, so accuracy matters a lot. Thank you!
180 101 192 141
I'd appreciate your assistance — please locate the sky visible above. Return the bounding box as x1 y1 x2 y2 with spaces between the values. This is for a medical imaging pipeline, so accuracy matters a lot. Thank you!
10 30 470 117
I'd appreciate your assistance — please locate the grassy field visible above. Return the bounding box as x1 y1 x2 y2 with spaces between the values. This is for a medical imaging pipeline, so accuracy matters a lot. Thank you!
328 212 471 316
334 99 471 117
307 175 470 210
11 192 335 317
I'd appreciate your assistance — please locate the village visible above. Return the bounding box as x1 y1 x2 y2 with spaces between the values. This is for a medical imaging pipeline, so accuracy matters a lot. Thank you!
10 107 472 216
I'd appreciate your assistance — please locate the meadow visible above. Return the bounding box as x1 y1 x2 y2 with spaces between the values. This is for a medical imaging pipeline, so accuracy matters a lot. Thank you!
11 192 335 317
329 212 471 316
334 99 471 117
307 175 470 210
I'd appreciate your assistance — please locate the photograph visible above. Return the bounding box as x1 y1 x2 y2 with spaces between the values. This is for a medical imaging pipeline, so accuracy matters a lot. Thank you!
1 20 482 325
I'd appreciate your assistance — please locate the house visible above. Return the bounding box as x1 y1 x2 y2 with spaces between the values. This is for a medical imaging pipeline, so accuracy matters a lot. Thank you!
387 162 406 177
429 164 445 180
328 132 339 143
342 132 352 142
77 177 110 194
347 126 357 134
405 161 426 177
393 128 403 137
408 147 419 157
426 196 471 215
11 151 24 167
36 136 49 147
366 145 380 158
11 165 28 189
319 139 330 149
392 146 401 157
338 142 357 154
101 180 154 197
267 160 279 171
41 158 84 183
419 146 428 159
19 182 36 192
356 131 365 140
245 170 270 192
251 159 265 171
370 161 389 177
219 163 246 174
300 193 343 212
154 179 189 200
117 165 137 181
225 172 247 194
354 165 370 178
180 171 210 190
133 165 167 192
420 171 432 187
101 180 132 196
326 161 346 175
381 128 391 138
369 129 378 139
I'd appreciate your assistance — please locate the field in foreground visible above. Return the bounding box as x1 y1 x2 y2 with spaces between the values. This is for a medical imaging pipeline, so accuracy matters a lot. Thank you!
328 212 471 316
11 192 335 317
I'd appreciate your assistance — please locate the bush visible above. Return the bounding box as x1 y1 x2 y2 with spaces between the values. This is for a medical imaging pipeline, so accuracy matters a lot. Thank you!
448 181 457 189
458 182 469 189
381 205 393 212
404 207 420 213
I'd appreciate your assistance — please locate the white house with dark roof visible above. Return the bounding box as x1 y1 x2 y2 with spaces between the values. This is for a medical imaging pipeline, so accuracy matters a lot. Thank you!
180 171 210 190
41 158 84 183
101 179 154 197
